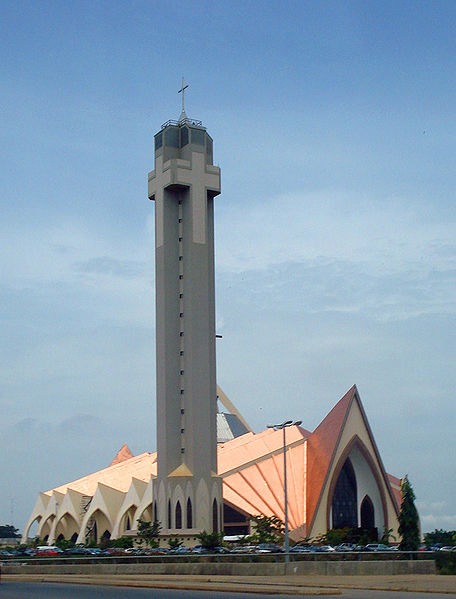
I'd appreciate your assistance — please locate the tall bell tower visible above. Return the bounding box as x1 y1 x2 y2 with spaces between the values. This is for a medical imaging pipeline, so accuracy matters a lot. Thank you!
148 82 223 535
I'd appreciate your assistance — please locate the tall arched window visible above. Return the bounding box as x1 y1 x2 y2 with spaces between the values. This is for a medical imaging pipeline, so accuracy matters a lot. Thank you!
212 498 218 533
153 501 158 523
186 498 193 529
331 458 357 528
167 500 171 528
175 500 182 529
360 495 375 529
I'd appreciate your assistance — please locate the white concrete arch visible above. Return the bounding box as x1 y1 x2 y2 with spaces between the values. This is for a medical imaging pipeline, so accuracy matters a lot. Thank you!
22 492 50 542
76 483 125 544
133 477 155 526
195 479 209 531
112 478 147 538
54 512 80 541
328 438 386 532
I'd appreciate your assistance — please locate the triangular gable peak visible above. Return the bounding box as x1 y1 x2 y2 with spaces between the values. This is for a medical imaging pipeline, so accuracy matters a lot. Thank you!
306 385 400 539
306 385 356 531
110 443 134 466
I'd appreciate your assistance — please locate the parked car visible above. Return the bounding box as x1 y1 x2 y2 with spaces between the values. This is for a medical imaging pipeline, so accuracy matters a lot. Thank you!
365 544 395 552
440 546 456 552
289 545 311 553
255 543 284 553
34 546 64 556
335 543 356 552
64 546 90 555
230 545 257 553
169 546 191 554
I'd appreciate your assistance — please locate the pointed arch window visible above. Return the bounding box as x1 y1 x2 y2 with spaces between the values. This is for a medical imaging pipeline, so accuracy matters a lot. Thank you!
175 500 182 529
153 501 158 523
361 495 375 529
212 498 218 533
331 457 357 529
186 498 193 529
167 500 171 529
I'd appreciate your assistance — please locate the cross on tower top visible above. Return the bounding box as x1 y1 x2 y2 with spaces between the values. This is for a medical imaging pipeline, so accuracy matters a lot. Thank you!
178 77 189 119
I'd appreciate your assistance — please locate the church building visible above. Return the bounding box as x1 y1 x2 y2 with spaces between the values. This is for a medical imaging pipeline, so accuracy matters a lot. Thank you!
22 88 402 546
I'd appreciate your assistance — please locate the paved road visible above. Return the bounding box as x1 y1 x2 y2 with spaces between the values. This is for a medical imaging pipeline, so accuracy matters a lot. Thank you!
0 582 454 599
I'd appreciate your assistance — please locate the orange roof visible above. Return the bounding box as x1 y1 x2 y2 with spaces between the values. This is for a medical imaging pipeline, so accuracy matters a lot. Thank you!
221 426 307 529
110 443 134 466
306 385 356 530
387 473 402 510
45 393 400 533
48 452 157 496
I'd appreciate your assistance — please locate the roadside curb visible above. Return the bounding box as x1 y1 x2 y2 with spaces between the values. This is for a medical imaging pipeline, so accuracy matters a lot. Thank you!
1 574 341 595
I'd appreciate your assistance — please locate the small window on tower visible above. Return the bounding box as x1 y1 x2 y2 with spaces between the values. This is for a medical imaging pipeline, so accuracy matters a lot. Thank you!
191 128 205 146
180 390 184 394
165 126 179 148
180 370 184 375
154 133 163 150
179 275 183 280
180 126 189 147
181 448 185 453
206 136 213 157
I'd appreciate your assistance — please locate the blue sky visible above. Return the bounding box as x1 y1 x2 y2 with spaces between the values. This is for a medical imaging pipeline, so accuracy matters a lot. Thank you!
1 0 455 534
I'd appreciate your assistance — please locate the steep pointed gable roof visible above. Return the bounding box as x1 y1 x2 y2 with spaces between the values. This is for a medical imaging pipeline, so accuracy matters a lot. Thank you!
306 384 357 532
110 443 134 466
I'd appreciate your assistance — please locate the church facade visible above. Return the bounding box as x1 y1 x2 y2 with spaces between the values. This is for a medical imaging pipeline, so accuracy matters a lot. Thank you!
22 384 402 545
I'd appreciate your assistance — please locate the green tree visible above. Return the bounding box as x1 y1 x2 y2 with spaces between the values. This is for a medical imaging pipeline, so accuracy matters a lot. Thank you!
196 530 224 549
380 527 397 546
55 538 75 550
168 536 183 550
398 475 420 551
0 525 20 538
250 515 284 544
423 529 456 548
111 536 134 548
137 519 161 548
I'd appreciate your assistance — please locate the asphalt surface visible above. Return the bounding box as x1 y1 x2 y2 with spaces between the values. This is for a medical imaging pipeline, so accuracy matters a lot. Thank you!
0 583 455 599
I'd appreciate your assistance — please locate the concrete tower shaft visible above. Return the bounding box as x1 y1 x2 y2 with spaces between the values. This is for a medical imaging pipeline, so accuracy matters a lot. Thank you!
148 119 223 533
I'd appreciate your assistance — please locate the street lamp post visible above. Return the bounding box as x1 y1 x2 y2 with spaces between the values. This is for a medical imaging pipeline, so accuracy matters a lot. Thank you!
267 419 302 562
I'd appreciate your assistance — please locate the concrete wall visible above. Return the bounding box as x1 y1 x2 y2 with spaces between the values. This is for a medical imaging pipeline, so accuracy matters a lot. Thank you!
2 559 435 577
